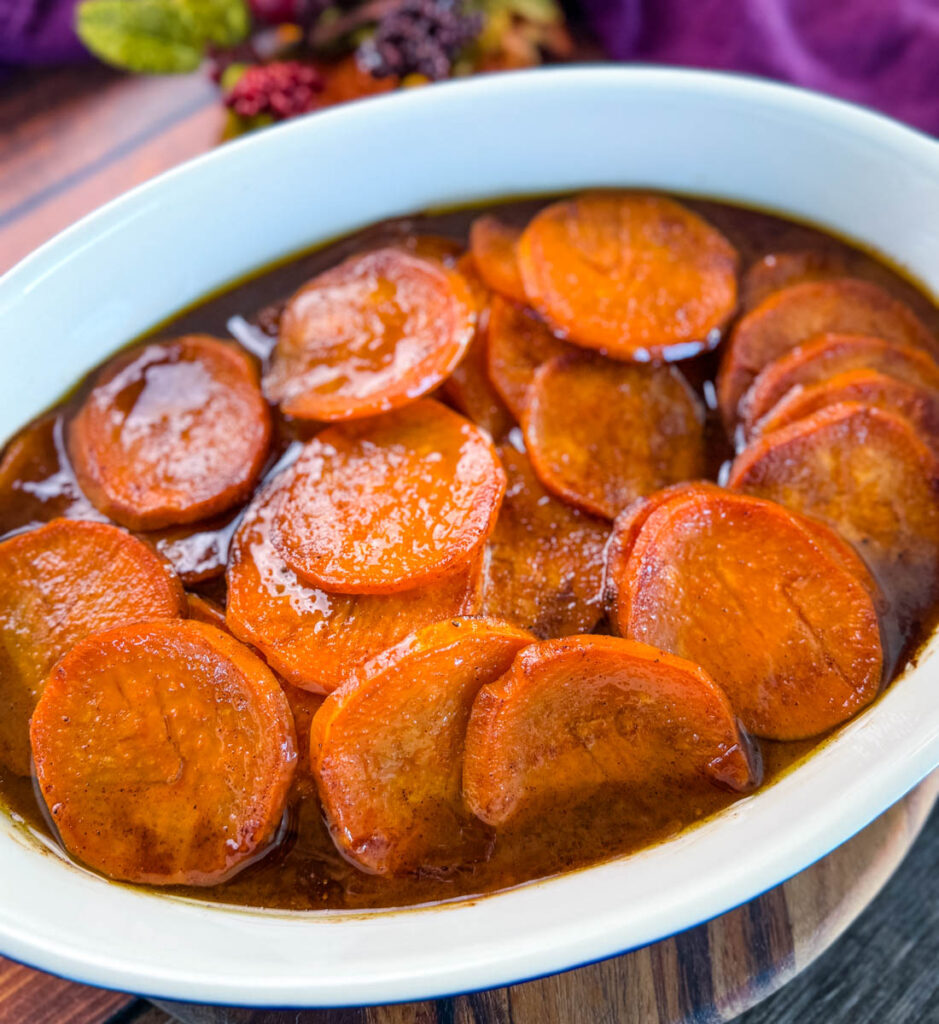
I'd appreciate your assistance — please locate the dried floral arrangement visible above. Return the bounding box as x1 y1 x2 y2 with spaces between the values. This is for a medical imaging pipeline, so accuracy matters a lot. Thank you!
74 0 573 134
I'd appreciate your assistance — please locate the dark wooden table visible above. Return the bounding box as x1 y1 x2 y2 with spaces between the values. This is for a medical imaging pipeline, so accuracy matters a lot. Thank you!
1 64 937 1024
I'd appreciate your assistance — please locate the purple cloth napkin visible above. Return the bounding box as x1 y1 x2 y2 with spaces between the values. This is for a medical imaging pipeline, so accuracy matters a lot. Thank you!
582 0 939 136
0 0 85 63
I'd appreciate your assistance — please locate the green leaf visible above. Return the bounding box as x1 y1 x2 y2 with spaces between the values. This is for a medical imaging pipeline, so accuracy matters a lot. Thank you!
75 0 204 73
177 0 251 48
481 0 562 25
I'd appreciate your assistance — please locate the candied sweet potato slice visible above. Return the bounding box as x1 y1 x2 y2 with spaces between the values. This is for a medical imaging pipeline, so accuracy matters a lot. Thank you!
186 592 228 631
517 192 738 361
482 444 609 637
741 333 939 436
486 296 574 421
523 352 706 519
283 683 324 797
463 635 758 827
68 335 271 531
729 403 939 638
441 255 515 439
609 489 883 740
741 250 847 310
312 618 533 874
271 401 505 594
226 473 485 693
469 215 528 305
754 369 939 452
0 519 185 776
30 620 296 886
264 248 475 421
718 279 936 427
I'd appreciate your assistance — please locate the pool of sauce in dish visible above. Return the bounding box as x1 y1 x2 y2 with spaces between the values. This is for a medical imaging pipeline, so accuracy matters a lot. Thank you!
0 197 936 911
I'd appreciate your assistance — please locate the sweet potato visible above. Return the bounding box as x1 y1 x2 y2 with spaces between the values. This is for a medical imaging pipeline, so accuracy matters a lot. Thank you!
226 474 485 693
311 618 533 874
469 215 528 305
741 333 939 436
463 635 758 827
523 352 706 519
741 250 847 310
729 403 939 640
30 620 296 886
272 401 505 594
68 335 271 531
753 370 939 452
517 192 738 361
609 488 883 739
283 682 324 797
482 444 609 637
186 592 228 631
718 279 936 427
264 248 475 421
440 255 515 439
486 296 573 421
0 519 185 776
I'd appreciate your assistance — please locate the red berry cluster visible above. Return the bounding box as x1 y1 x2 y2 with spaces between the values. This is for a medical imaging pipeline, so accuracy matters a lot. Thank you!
225 61 324 120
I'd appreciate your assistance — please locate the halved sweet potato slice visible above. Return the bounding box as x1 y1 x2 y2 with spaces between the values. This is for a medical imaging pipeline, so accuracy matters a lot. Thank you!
271 401 505 594
440 255 515 440
283 682 324 797
264 248 475 421
30 620 296 886
69 335 271 531
517 192 738 361
226 474 485 693
729 403 939 640
482 444 609 637
486 296 574 421
741 333 939 436
312 618 533 874
754 370 939 452
523 352 706 519
609 488 883 739
469 215 528 305
741 250 847 310
0 519 185 776
463 635 758 827
718 279 936 427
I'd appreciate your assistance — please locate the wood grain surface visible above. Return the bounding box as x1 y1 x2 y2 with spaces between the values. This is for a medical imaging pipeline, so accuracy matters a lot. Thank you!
1 65 937 1024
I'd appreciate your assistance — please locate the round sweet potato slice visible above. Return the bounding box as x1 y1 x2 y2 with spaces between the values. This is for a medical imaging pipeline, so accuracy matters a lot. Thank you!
469 215 528 305
311 618 534 875
741 250 847 310
729 403 939 638
271 401 504 595
486 296 574 421
68 335 271 531
30 620 296 886
463 635 758 827
609 489 884 740
226 473 485 693
754 370 939 452
264 248 475 421
0 519 185 776
718 279 936 427
523 352 706 519
482 444 609 637
517 192 738 361
741 333 939 436
440 254 514 440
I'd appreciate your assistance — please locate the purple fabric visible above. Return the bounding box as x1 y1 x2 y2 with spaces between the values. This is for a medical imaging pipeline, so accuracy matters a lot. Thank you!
582 0 939 136
0 0 86 64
